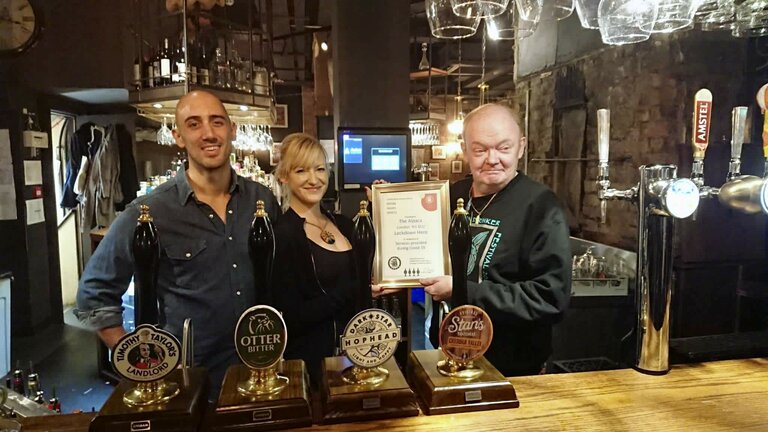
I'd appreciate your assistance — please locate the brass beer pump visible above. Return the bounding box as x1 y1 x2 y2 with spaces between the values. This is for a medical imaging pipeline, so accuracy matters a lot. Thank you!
90 205 208 432
213 200 312 432
406 199 519 415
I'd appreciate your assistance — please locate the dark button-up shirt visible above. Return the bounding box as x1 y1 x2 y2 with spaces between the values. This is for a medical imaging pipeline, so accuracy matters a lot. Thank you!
75 169 280 389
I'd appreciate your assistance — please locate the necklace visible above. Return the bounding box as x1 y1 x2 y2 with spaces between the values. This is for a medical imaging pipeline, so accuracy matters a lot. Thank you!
468 187 499 224
305 218 336 244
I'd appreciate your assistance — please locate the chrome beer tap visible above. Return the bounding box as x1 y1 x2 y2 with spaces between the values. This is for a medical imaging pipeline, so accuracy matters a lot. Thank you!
718 106 768 214
726 107 748 181
596 109 636 224
595 108 700 375
691 89 719 199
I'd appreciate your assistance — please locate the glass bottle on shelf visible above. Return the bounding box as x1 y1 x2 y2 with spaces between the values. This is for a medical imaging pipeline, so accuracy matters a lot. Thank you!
173 42 187 83
228 47 242 90
133 55 141 90
151 43 160 87
212 47 229 88
160 37 172 85
188 43 198 85
198 41 210 85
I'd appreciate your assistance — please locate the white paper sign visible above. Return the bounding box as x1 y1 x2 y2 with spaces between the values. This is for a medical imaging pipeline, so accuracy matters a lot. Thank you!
0 129 11 163
25 198 45 225
0 186 17 221
23 160 42 185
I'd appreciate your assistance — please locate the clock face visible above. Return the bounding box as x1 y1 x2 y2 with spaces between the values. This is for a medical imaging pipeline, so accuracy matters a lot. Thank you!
0 0 38 54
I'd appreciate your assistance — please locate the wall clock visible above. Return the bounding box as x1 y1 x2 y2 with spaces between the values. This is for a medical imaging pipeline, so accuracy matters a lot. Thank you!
0 0 41 57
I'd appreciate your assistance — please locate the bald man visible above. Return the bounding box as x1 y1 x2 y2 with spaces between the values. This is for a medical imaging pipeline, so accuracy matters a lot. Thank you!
76 90 280 392
420 103 571 376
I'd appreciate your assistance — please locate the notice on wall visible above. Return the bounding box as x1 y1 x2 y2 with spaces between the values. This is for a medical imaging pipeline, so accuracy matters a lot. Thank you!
23 160 42 185
0 129 11 164
0 130 17 221
25 198 44 225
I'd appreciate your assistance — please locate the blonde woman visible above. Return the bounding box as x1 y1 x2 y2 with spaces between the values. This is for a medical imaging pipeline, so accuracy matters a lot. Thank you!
272 133 359 385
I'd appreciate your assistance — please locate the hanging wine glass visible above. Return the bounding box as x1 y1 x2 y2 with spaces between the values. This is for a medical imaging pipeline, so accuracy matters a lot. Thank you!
541 0 575 21
486 3 516 40
451 0 510 19
597 0 658 45
427 0 482 39
156 117 174 146
575 0 601 29
642 0 697 33
516 0 543 22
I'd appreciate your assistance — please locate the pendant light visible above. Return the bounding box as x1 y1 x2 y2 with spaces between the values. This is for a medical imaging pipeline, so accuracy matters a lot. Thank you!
448 40 465 135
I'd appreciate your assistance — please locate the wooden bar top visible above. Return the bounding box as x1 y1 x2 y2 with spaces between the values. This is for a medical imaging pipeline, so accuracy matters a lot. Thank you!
19 358 768 431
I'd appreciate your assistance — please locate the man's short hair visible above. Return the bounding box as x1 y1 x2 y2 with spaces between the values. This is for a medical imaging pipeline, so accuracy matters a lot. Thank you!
463 103 523 134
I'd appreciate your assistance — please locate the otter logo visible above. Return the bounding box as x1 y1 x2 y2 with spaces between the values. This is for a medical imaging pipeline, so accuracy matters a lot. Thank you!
387 256 401 270
112 324 180 383
439 305 493 364
340 309 400 368
235 305 287 369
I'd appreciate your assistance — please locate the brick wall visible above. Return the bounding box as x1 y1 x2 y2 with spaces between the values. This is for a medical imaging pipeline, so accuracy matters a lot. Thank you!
516 32 750 252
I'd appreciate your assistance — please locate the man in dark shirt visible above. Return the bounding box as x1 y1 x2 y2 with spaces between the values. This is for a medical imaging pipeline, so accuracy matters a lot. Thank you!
75 90 280 392
420 103 571 376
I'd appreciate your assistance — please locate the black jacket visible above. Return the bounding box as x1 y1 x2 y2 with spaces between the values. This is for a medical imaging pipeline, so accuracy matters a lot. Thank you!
430 174 571 375
272 207 360 384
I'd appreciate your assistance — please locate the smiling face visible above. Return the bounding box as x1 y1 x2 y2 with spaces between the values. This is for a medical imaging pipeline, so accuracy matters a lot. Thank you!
276 133 329 211
462 104 526 195
172 91 235 175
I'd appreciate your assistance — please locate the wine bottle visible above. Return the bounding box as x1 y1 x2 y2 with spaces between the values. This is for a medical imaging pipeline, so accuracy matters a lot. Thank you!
133 55 141 89
212 47 228 88
188 43 198 85
160 38 171 86
151 43 160 87
199 42 210 85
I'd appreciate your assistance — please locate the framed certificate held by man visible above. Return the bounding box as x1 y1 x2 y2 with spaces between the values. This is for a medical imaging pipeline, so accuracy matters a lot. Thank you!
371 181 451 288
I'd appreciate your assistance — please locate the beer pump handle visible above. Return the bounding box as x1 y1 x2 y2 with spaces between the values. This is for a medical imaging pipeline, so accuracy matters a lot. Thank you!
448 199 471 307
692 89 712 161
597 109 610 224
759 84 768 177
597 109 610 165
353 200 375 311
249 200 275 304
133 205 160 325
731 107 748 160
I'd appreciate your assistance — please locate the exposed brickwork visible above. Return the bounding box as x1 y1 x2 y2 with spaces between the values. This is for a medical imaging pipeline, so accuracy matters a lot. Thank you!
516 32 747 251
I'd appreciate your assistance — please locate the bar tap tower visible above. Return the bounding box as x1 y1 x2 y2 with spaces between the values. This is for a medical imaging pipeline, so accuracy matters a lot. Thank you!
717 104 768 214
596 109 700 375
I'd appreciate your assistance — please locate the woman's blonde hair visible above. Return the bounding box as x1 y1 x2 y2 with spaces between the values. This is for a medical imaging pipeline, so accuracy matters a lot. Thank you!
275 132 328 212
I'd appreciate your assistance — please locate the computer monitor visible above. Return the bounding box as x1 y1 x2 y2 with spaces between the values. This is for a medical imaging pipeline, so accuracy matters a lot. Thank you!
338 127 410 189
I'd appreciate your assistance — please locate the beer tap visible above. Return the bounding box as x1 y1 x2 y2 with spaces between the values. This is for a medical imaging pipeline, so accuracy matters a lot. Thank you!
595 108 700 375
727 107 748 181
691 89 718 199
249 200 275 304
133 205 160 325
718 106 768 214
758 83 768 178
448 199 471 307
352 200 375 312
596 109 637 225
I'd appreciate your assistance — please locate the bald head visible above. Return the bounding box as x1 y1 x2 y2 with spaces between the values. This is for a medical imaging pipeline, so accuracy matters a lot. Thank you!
175 90 230 127
463 103 522 136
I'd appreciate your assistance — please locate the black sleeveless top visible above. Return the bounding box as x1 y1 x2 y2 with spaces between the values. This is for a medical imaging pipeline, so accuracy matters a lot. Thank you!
309 242 355 336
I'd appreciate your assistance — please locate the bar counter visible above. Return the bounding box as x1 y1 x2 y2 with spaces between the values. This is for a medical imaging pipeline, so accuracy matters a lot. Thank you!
19 357 768 431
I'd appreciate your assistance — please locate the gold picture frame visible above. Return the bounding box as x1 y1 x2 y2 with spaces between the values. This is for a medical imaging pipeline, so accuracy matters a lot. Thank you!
371 181 452 288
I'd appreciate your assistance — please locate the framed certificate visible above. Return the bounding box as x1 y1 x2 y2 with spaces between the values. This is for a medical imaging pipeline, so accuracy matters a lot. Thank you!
371 181 451 288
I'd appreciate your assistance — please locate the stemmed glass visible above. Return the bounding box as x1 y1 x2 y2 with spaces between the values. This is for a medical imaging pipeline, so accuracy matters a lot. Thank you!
156 117 174 146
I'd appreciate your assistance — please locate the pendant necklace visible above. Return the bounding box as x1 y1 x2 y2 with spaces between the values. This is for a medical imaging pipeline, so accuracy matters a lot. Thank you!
305 218 336 244
468 187 499 224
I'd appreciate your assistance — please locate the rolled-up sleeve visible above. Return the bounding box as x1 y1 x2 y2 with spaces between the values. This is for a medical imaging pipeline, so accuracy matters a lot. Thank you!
74 205 139 330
